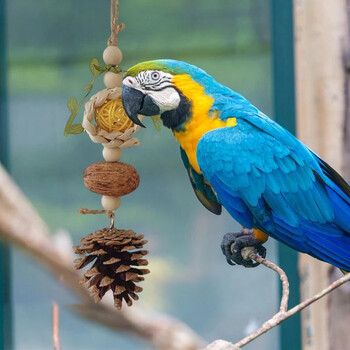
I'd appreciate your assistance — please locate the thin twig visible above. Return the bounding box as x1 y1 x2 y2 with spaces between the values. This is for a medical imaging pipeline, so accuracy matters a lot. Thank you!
205 252 350 350
52 302 61 350
287 270 350 316
234 254 350 348
252 254 289 313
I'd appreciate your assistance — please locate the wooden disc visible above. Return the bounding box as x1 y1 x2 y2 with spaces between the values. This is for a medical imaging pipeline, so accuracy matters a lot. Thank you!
83 162 139 197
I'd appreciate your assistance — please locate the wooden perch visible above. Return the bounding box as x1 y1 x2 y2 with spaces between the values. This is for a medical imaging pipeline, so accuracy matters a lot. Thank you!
205 249 350 349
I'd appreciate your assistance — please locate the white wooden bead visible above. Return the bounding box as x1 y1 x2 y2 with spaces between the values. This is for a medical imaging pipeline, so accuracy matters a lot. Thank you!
103 46 123 65
104 72 123 88
101 195 121 211
102 146 122 162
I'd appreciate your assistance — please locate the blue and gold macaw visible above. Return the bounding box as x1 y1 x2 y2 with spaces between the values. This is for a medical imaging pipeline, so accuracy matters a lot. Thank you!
121 59 350 273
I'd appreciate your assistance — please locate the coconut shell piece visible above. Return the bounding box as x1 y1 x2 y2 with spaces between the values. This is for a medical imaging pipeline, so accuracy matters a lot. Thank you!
83 162 140 197
74 228 149 309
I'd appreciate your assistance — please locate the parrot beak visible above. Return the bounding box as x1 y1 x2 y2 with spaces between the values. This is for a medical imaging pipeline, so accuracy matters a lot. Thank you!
122 86 160 128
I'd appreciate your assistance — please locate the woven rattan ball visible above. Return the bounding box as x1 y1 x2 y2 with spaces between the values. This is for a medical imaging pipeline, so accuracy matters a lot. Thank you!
95 98 134 133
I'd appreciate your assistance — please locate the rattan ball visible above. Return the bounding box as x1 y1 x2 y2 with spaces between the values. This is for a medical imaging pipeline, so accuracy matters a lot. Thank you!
94 98 134 133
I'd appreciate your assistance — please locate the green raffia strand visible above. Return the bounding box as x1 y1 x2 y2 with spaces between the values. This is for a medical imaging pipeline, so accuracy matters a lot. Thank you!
64 58 123 136
151 115 162 131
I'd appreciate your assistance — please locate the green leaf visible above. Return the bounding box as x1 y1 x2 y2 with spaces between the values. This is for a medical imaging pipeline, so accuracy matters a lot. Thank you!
67 97 78 113
64 57 107 136
93 64 105 72
89 58 100 77
70 123 84 134
82 84 93 91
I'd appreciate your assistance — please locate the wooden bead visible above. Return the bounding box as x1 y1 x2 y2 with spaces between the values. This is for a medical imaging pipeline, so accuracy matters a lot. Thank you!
83 162 139 197
103 72 123 89
102 147 122 162
103 46 123 65
101 195 121 211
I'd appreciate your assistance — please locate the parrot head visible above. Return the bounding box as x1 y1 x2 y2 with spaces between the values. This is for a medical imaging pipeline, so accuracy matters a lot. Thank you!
122 59 221 129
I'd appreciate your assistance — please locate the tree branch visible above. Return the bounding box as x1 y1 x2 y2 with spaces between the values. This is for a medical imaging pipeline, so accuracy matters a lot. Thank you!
205 250 350 349
52 302 61 350
235 254 350 348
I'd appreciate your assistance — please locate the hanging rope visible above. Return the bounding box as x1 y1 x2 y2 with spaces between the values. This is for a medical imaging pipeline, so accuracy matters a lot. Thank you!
79 208 115 229
108 0 125 46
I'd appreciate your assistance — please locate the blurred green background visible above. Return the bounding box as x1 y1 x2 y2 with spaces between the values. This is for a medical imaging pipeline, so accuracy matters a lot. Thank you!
6 0 280 349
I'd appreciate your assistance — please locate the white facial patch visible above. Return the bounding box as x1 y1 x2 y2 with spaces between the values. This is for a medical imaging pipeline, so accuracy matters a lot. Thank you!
146 87 180 113
125 70 181 113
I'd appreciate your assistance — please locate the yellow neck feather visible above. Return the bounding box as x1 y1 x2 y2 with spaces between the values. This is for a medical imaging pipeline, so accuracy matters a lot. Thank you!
172 74 236 173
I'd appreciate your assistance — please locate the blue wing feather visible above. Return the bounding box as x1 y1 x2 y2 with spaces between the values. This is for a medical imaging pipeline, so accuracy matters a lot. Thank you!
197 117 350 270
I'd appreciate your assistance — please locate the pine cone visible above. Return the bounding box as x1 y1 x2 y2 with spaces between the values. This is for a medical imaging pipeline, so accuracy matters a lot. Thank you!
73 228 149 309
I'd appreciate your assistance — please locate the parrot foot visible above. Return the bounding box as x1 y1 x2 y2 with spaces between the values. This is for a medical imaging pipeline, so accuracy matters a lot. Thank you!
221 229 267 268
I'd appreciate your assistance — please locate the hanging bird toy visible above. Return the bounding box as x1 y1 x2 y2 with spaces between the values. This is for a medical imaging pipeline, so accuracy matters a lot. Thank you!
64 0 150 309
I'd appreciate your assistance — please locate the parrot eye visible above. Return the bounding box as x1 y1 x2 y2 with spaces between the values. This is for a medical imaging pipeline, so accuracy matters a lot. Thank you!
150 71 160 81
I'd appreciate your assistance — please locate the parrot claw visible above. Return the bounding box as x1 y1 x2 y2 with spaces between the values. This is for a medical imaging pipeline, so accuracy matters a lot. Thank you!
221 230 266 268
